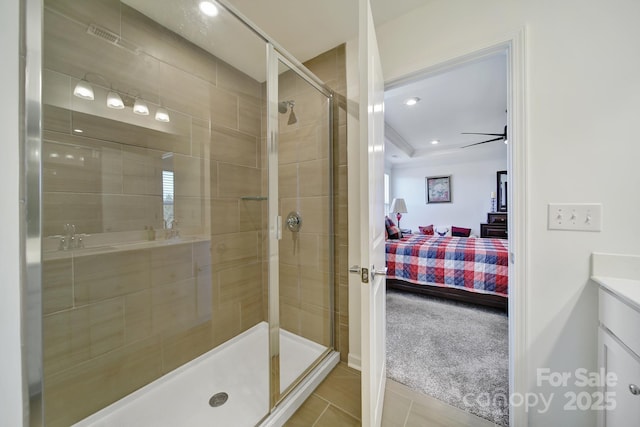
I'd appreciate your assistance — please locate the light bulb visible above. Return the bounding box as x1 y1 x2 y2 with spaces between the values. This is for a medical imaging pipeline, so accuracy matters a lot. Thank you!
199 1 219 17
73 80 94 100
133 98 149 115
155 107 170 122
106 91 124 109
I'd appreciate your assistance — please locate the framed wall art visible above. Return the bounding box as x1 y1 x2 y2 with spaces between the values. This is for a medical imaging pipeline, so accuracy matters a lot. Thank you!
426 175 451 203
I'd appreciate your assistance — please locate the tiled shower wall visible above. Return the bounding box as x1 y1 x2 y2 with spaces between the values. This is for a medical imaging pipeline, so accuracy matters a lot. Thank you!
41 1 264 425
40 0 348 425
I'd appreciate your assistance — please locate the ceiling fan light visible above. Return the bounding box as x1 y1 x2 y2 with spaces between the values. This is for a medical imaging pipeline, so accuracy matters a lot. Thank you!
73 79 95 100
155 107 170 122
133 98 150 115
106 91 124 109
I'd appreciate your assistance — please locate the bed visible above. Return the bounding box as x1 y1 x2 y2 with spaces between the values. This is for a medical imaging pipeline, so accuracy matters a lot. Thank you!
385 234 508 310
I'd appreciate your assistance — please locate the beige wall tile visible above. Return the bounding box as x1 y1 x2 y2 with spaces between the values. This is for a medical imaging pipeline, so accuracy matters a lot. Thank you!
45 0 122 38
44 298 124 376
304 49 338 83
174 196 206 232
211 126 258 168
43 192 104 236
211 199 239 235
211 231 259 271
74 249 151 304
42 258 73 315
174 154 205 198
44 336 163 427
300 303 331 347
122 145 163 196
278 163 298 199
124 289 152 344
209 85 239 130
217 59 261 100
120 5 217 85
151 278 197 334
238 96 262 137
162 321 214 373
102 194 164 232
218 262 262 304
196 263 213 321
217 163 261 198
239 199 266 232
192 117 211 158
300 270 331 311
43 132 123 194
150 244 194 287
43 105 71 134
279 264 300 302
299 159 330 197
159 61 213 121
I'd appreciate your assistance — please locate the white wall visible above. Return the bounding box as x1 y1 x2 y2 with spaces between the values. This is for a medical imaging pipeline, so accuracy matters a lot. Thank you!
377 0 640 425
390 156 507 235
0 0 25 425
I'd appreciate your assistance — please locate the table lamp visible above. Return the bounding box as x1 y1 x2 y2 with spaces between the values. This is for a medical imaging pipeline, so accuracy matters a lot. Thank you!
389 198 408 229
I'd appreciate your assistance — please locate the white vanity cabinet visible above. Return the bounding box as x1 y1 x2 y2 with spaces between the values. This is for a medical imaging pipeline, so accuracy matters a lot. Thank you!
598 287 640 427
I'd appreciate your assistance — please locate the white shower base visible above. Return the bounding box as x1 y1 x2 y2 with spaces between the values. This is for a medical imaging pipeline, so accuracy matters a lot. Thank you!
74 322 338 427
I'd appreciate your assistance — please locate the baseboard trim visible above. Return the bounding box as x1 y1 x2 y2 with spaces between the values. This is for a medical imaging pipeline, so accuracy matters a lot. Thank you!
348 353 361 371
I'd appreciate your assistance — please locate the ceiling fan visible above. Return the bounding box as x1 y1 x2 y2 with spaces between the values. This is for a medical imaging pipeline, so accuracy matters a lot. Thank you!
461 125 507 148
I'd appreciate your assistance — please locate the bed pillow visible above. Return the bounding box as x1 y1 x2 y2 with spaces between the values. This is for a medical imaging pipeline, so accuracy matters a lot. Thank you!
385 216 402 239
418 225 434 235
451 226 471 237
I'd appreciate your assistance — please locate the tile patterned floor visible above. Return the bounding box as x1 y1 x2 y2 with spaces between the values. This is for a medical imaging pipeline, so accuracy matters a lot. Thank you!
286 362 500 427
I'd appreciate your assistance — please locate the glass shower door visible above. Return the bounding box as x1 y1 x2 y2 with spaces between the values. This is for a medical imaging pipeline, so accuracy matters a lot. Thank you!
268 52 334 404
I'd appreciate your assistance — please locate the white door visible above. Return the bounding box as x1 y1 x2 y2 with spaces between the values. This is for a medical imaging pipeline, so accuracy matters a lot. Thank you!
359 0 386 425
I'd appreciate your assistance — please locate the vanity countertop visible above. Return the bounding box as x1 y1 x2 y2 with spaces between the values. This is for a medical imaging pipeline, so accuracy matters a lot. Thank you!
592 252 640 311
591 276 640 311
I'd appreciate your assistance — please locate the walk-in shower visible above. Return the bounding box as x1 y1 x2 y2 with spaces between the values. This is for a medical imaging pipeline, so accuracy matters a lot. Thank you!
25 0 344 425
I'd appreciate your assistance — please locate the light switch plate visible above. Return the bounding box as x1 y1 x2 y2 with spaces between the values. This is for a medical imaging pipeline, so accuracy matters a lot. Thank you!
548 203 602 231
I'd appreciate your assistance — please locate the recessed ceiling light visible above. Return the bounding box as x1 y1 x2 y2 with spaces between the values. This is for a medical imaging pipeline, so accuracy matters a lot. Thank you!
73 129 84 133
404 97 420 106
431 140 439 145
199 1 219 17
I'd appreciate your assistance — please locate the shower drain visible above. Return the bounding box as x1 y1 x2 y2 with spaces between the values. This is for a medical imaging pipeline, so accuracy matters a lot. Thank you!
209 392 229 407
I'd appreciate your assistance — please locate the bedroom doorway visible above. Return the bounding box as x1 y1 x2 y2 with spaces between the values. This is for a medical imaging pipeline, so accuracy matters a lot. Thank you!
382 36 526 426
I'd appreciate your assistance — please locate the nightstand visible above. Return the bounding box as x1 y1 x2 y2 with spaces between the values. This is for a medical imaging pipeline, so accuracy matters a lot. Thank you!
480 212 507 239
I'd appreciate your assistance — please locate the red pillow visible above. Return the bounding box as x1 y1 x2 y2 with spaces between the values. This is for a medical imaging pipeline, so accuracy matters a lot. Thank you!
451 226 471 237
418 225 434 235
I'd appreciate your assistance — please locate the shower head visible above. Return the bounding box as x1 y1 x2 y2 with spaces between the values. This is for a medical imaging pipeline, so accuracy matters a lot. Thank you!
278 100 297 125
287 106 297 125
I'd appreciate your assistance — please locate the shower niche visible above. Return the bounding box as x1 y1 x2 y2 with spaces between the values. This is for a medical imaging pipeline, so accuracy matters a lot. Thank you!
34 1 341 426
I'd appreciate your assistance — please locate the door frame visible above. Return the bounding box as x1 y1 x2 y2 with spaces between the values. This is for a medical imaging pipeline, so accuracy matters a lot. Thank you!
380 30 529 427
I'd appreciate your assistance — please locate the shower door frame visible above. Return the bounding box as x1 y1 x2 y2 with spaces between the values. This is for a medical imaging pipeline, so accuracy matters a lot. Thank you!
266 45 336 410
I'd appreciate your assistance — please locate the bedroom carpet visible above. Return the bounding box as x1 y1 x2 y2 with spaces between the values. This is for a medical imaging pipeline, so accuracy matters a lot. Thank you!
386 289 509 426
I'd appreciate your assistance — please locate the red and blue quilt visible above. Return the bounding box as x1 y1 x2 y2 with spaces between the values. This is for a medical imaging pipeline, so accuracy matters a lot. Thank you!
385 235 508 297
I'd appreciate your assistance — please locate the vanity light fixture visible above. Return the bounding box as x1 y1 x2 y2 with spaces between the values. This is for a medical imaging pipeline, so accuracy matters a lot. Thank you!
404 97 420 106
73 79 95 100
155 106 171 123
199 1 219 17
106 90 125 109
133 98 150 115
